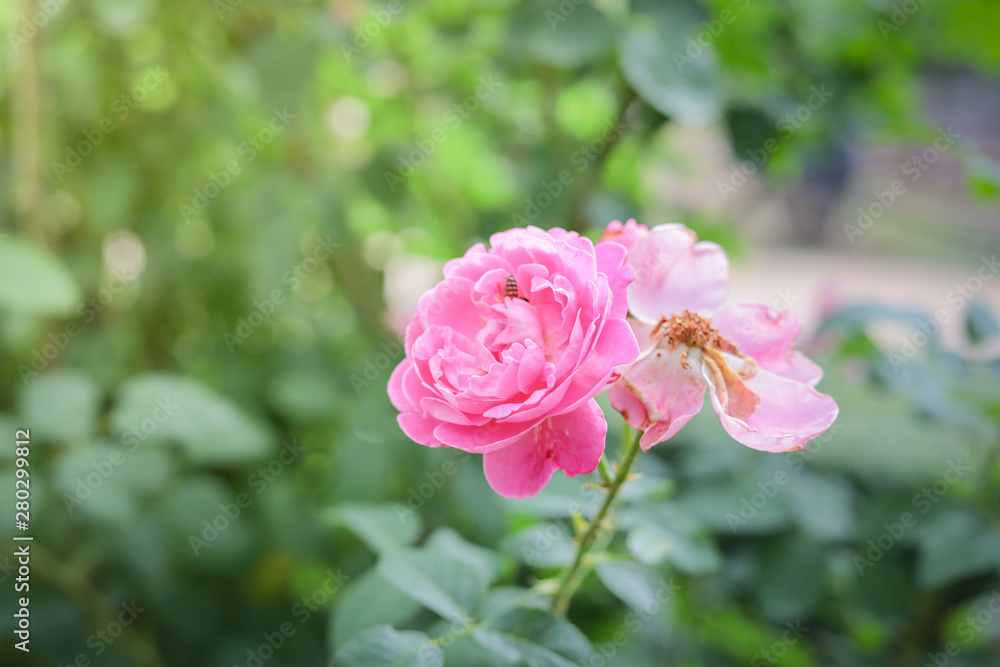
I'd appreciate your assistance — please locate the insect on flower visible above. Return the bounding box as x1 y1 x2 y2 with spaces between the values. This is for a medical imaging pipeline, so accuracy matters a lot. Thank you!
505 275 528 301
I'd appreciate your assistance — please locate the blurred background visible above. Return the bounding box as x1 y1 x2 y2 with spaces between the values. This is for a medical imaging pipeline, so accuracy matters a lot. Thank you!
1 0 1000 665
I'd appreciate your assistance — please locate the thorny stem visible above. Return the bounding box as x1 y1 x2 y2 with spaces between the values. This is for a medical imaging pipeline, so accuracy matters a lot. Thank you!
551 425 642 615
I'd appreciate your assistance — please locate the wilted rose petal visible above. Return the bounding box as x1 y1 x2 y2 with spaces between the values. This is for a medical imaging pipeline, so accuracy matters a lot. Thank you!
600 222 838 453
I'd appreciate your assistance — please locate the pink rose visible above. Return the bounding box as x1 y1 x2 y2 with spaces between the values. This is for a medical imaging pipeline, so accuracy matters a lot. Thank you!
604 223 838 452
388 227 640 498
599 219 648 253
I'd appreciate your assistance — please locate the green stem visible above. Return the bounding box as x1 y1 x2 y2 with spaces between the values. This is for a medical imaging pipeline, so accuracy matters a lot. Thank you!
597 455 613 485
551 425 642 615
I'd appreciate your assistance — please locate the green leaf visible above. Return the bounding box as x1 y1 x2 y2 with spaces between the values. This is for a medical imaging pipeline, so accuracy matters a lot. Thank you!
785 471 855 541
51 443 137 525
0 239 81 315
506 0 615 69
502 523 576 568
326 504 422 554
265 366 340 424
916 508 1000 589
595 561 665 610
425 528 506 585
619 5 722 122
335 626 442 667
378 549 487 623
438 634 511 667
19 370 101 442
110 373 271 465
472 607 594 667
799 364 995 484
623 503 722 574
332 571 422 650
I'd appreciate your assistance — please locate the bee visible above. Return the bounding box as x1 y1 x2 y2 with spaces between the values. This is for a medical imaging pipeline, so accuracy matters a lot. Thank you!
504 275 527 302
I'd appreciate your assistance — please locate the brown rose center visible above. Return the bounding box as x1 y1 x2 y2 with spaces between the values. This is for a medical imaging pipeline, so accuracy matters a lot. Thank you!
655 311 725 350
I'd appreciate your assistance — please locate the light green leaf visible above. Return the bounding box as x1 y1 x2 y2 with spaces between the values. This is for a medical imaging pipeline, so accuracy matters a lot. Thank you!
326 504 422 554
19 370 102 442
623 503 722 574
506 0 615 69
335 626 442 667
425 528 506 585
619 6 722 122
0 239 81 315
595 561 666 610
110 373 271 465
51 443 138 525
502 523 576 568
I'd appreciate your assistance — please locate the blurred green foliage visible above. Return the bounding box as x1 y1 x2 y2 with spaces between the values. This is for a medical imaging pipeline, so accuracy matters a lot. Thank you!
1 0 1000 665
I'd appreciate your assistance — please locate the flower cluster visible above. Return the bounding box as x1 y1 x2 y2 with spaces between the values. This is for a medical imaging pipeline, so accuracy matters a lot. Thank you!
389 223 838 498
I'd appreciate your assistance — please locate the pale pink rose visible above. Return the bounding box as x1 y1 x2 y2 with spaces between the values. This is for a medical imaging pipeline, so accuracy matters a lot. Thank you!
388 227 640 498
604 223 838 452
599 219 648 252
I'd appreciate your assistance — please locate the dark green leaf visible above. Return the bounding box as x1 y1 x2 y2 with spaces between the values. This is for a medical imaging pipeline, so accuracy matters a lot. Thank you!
332 571 422 650
473 607 594 667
